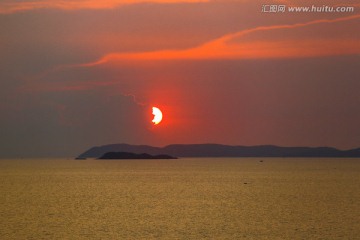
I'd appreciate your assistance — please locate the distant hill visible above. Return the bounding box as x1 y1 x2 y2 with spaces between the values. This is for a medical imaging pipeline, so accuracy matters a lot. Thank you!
78 144 360 158
98 152 177 160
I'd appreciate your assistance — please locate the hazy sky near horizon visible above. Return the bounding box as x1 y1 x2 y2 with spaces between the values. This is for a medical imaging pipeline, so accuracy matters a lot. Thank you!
1 0 359 157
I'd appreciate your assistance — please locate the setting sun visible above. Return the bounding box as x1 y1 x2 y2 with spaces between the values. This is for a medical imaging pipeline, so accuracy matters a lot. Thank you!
152 107 163 125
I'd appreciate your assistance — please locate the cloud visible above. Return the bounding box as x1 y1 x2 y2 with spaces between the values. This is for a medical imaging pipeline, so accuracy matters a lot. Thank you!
0 0 209 13
77 14 360 65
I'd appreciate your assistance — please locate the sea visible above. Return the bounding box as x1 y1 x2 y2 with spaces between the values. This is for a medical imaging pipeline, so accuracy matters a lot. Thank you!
1 158 359 239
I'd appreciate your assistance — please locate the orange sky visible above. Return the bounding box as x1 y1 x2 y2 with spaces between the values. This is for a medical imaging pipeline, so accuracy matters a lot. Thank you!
0 0 209 13
0 0 359 157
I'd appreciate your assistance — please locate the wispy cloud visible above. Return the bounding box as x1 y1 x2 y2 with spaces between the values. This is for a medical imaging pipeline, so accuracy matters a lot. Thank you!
0 0 209 14
78 14 360 64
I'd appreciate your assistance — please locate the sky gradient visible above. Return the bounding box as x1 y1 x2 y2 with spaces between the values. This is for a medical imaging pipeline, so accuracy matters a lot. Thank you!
1 0 359 157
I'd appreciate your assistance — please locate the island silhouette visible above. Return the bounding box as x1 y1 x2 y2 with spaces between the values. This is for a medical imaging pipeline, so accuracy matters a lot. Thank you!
98 152 177 160
77 144 360 159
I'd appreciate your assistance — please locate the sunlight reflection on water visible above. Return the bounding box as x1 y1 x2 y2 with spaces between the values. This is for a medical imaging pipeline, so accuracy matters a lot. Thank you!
0 158 359 239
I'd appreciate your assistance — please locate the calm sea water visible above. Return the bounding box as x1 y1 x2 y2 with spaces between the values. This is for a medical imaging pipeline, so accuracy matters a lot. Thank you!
1 158 359 239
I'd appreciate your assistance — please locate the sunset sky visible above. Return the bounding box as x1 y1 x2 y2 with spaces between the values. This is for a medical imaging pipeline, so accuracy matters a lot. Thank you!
1 0 359 157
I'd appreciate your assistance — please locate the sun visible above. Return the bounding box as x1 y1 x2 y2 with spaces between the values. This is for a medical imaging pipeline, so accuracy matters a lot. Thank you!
152 107 163 125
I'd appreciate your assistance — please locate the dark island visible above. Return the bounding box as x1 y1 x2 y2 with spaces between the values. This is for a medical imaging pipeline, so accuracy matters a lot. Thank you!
98 152 177 160
78 143 360 159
